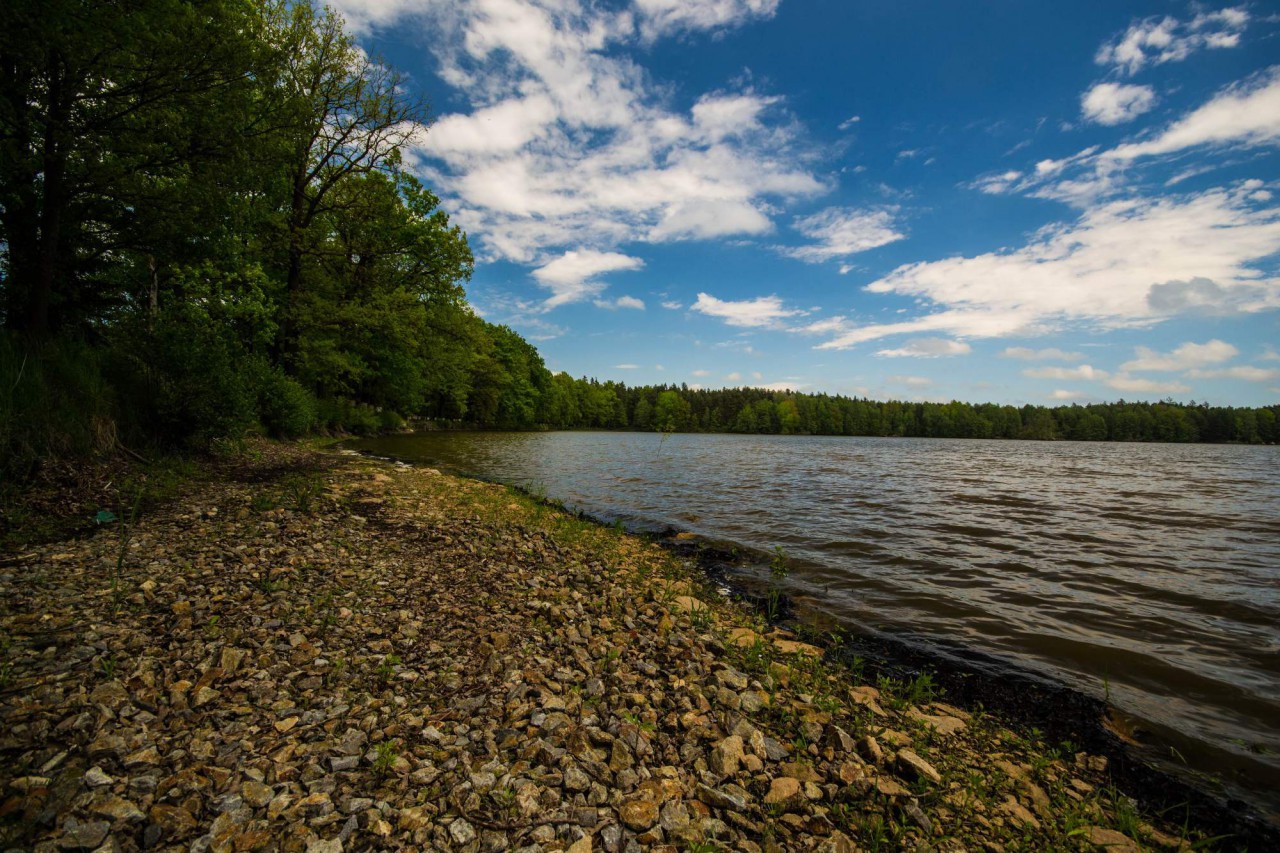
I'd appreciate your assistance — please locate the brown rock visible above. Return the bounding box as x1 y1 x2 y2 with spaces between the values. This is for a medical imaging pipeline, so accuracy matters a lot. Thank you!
895 749 942 784
1085 827 1141 852
763 777 804 811
619 798 659 831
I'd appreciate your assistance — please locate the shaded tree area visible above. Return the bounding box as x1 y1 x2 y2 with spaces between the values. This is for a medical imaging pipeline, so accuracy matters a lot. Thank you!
1 1 545 482
539 381 1280 445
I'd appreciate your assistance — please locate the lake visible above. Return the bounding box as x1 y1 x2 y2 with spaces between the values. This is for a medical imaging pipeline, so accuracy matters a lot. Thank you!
351 430 1280 814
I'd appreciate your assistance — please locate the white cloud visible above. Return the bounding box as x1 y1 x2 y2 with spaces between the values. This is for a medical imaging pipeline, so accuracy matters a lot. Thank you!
808 185 1280 350
1002 347 1085 361
1023 365 1108 380
615 363 640 369
661 300 683 310
378 0 822 274
633 0 779 41
838 115 861 130
1095 8 1249 75
756 381 805 391
532 250 644 307
725 371 742 381
690 369 711 377
1105 68 1280 163
691 292 803 328
1081 83 1156 126
1186 365 1280 381
1120 339 1238 371
1049 389 1088 401
594 295 646 310
888 375 933 389
1106 374 1191 395
875 338 971 358
785 207 905 263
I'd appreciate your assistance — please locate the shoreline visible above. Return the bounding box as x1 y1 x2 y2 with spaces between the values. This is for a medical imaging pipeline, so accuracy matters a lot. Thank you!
0 441 1273 850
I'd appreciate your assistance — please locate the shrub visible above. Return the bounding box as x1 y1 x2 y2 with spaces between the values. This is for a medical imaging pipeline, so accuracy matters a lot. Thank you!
251 360 317 439
0 333 116 483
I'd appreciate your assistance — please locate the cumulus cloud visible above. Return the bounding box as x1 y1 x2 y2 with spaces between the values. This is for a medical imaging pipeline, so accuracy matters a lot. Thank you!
1001 347 1085 361
351 0 823 284
690 369 711 377
691 292 803 327
888 375 933 389
784 207 905 263
1049 389 1089 401
1186 365 1280 381
1104 67 1280 163
1023 365 1108 380
875 338 971 358
1081 83 1156 126
1120 339 1238 371
1106 374 1191 394
594 295 646 310
661 300 683 310
633 0 780 41
1095 7 1249 76
532 250 644 307
806 184 1280 350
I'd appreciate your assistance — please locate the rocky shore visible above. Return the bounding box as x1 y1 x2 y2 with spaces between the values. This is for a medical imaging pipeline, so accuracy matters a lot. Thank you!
0 442 1226 851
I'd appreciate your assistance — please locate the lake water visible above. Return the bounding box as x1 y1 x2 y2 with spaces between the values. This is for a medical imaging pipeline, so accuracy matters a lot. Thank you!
352 430 1280 813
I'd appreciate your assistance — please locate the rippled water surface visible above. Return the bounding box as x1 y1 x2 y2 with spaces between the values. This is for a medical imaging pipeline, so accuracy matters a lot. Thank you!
353 431 1280 810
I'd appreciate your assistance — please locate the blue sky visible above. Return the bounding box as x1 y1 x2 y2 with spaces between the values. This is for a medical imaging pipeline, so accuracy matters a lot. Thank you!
336 0 1280 406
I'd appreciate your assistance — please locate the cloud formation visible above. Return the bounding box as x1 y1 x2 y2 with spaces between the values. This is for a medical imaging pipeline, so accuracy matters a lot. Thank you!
1095 7 1249 76
1119 339 1238 371
784 207 905 264
691 292 803 327
1001 347 1085 361
532 250 644 307
807 184 1280 349
344 0 824 299
1081 83 1156 126
875 338 971 358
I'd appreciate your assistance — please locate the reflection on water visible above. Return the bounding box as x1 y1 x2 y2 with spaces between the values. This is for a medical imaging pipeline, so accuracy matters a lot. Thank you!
352 431 1280 812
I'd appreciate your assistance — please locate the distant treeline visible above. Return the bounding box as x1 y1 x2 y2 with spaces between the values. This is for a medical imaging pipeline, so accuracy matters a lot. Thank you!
1 4 1274 488
517 379 1279 444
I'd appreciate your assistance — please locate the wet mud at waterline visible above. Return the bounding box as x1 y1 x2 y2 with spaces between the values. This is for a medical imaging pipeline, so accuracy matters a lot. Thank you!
352 430 1280 822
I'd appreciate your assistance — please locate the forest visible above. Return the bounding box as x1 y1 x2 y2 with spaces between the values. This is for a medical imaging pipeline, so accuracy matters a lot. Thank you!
2 1 1276 488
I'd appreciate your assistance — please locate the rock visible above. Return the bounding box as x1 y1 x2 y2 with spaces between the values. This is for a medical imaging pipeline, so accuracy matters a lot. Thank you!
1085 827 1141 852
907 707 967 736
566 836 592 853
695 783 748 812
241 780 273 808
564 764 592 792
998 795 1041 830
709 735 745 778
449 818 477 845
149 804 198 836
895 749 942 784
123 746 161 767
816 830 858 852
60 817 110 849
763 777 805 811
191 686 220 707
857 736 884 765
874 776 910 797
91 795 145 822
83 767 113 788
619 798 659 831
306 838 343 853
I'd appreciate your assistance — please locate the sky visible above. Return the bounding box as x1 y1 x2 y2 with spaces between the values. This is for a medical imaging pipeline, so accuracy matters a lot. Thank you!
333 0 1280 406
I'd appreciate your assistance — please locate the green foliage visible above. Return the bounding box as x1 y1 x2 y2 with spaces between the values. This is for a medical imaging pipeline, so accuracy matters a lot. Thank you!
252 360 317 439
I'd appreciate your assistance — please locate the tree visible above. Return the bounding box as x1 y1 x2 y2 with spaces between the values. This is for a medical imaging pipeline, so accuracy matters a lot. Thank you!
271 3 427 359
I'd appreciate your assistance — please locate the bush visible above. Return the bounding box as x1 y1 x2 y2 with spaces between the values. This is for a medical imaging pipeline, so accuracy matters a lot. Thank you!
0 333 116 483
107 311 256 449
251 360 317 439
317 397 381 435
